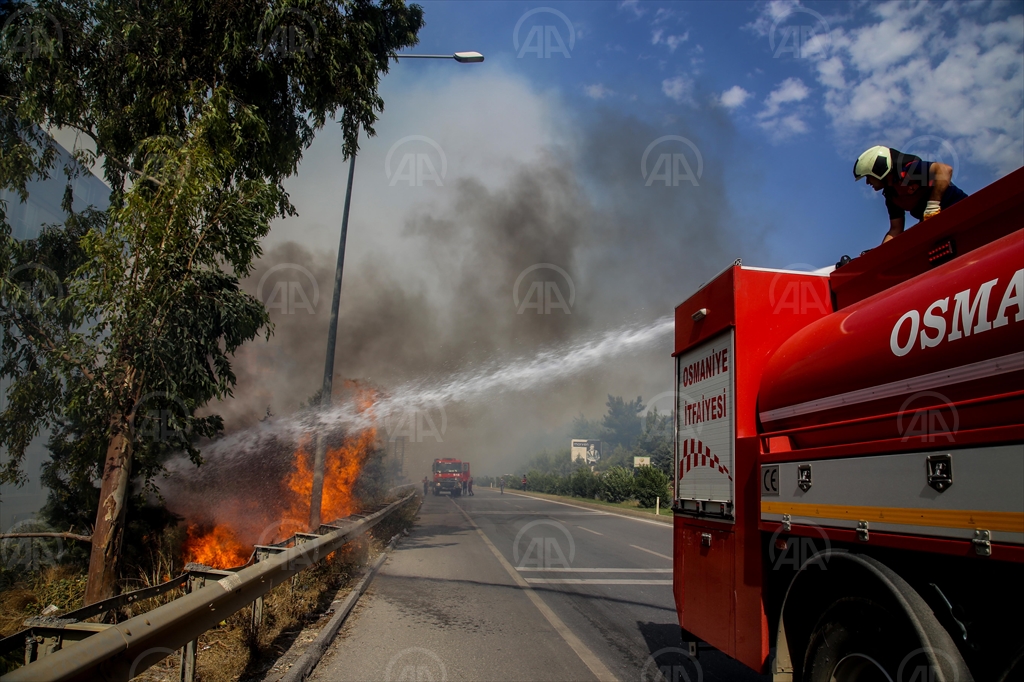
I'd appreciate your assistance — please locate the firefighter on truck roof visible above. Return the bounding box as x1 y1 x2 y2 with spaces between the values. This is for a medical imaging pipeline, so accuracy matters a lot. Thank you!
853 145 968 244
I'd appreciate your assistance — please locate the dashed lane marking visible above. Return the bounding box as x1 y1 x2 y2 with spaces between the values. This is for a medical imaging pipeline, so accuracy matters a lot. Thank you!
577 526 604 536
630 544 672 561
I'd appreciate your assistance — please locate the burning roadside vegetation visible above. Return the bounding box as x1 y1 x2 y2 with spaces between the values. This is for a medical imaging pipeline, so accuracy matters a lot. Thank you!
170 384 394 570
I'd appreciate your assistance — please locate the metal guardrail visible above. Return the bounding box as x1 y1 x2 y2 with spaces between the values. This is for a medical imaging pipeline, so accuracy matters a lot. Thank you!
1 491 416 682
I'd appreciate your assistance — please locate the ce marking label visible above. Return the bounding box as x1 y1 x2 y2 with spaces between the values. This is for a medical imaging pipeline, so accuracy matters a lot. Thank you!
761 465 780 496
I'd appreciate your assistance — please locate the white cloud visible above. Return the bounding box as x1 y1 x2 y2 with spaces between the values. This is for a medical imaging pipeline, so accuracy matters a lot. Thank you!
720 85 752 108
618 0 646 18
651 28 689 52
584 83 614 100
756 78 811 139
653 8 674 24
662 76 694 104
745 0 803 36
760 77 810 117
748 1 1024 176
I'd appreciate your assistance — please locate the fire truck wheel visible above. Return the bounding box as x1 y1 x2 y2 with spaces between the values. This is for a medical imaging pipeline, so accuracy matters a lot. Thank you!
997 645 1024 682
802 596 909 682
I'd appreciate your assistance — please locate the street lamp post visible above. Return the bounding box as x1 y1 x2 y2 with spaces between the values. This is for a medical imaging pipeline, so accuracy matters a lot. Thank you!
308 51 483 530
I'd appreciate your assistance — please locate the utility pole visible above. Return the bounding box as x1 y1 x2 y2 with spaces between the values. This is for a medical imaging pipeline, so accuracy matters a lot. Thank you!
307 51 483 530
309 153 356 530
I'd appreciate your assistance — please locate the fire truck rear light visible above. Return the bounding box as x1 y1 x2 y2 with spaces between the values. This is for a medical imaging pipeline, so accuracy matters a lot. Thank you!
774 538 788 551
927 239 956 265
691 308 708 321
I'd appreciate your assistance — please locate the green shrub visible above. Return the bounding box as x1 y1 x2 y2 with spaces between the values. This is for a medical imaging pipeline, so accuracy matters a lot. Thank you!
634 465 670 507
569 467 599 499
600 466 635 503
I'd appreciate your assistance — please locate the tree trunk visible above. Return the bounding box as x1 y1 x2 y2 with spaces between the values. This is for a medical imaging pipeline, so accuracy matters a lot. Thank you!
84 429 133 605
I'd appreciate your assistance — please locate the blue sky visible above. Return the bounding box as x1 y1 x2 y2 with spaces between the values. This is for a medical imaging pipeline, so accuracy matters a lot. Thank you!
7 0 1020 519
393 0 1023 267
226 0 1024 461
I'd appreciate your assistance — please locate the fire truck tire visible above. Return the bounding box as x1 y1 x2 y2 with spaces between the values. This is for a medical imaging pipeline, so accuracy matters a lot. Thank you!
778 551 973 682
801 596 911 682
996 645 1024 682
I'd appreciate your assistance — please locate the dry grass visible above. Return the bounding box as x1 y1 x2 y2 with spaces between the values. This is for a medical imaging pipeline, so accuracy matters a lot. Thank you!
0 565 89 637
1 498 418 681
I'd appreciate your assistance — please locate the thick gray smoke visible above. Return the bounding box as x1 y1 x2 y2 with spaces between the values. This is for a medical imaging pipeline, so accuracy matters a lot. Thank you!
174 108 744 503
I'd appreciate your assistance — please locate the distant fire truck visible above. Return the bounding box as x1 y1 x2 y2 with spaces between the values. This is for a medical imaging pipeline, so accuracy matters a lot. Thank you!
671 168 1023 681
432 458 469 497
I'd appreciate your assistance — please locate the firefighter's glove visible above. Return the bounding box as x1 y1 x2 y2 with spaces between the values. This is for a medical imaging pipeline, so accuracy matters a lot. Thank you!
922 200 941 220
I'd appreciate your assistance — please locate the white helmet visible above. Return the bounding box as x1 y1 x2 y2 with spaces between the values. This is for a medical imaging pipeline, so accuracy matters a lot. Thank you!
853 145 892 181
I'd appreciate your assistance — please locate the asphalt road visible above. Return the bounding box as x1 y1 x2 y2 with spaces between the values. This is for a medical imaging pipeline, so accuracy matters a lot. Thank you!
309 488 768 682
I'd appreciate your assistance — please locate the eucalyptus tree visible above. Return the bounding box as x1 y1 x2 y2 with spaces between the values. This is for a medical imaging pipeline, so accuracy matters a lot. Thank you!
0 0 423 603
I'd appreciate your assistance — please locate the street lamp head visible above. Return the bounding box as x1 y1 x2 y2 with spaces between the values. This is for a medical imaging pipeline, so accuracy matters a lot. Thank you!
453 51 485 63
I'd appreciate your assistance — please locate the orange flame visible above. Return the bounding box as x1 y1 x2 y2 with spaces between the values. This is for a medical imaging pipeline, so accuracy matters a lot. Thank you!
182 384 381 569
283 428 376 527
182 524 250 568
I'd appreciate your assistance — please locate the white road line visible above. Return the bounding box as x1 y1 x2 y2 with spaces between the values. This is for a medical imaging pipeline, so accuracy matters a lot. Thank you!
466 511 603 516
516 568 672 573
630 544 672 561
503 491 671 527
526 579 673 585
577 526 604 536
451 498 617 682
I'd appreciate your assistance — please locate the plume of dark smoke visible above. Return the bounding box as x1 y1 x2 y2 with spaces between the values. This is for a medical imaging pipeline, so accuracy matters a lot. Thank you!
160 109 742 521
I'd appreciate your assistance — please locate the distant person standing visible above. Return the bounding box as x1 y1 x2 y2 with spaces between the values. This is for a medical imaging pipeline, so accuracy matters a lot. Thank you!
468 477 474 496
499 477 504 494
422 476 429 496
521 475 527 491
462 477 468 495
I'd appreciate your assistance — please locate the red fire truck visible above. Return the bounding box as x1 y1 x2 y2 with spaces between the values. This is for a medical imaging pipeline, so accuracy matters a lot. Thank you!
671 168 1023 681
433 458 469 497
